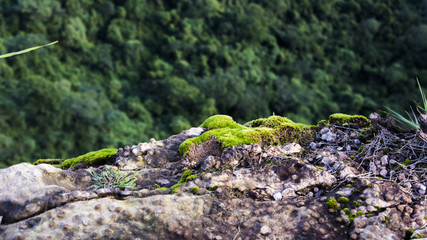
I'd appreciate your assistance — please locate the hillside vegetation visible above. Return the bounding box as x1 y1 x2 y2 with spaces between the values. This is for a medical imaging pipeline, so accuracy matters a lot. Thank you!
0 0 426 167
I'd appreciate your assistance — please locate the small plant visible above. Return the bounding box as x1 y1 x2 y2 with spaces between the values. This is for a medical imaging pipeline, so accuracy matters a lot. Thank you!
89 166 139 190
384 78 426 130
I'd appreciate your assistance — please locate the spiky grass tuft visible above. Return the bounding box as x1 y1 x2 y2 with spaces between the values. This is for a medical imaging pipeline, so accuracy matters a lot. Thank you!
88 166 139 190
384 78 426 131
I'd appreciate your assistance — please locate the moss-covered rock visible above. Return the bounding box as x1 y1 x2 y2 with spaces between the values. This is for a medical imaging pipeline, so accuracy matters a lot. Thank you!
33 149 118 169
60 148 117 169
179 115 315 155
328 113 371 128
33 159 63 167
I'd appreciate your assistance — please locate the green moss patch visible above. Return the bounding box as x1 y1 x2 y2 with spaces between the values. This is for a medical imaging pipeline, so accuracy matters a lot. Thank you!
328 113 371 128
33 159 63 167
60 148 117 169
326 197 340 210
179 115 315 155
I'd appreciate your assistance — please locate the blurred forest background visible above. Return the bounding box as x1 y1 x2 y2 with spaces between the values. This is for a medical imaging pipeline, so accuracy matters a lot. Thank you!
1 0 427 167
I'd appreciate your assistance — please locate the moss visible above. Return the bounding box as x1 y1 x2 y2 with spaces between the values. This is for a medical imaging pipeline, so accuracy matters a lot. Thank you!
170 170 196 193
403 159 412 166
343 208 350 214
179 115 315 155
200 115 242 129
352 189 361 194
349 211 364 222
60 149 117 169
315 166 324 171
413 232 424 239
326 198 340 210
346 184 353 188
338 197 350 204
209 185 220 191
353 201 361 207
367 214 374 218
382 215 390 224
328 113 371 128
33 159 63 166
191 186 199 194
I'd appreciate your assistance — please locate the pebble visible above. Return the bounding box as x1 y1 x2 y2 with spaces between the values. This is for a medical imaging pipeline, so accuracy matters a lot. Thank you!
260 225 272 235
281 189 296 198
273 192 282 201
322 131 337 142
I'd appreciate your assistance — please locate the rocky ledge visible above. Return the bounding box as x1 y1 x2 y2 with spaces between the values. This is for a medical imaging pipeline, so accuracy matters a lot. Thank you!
0 114 426 240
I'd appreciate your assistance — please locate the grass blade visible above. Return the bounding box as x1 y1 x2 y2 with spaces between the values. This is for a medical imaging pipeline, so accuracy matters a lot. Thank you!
0 41 58 59
384 106 420 130
417 77 427 113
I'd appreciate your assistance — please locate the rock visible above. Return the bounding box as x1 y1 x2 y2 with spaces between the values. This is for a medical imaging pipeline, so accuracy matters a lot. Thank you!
281 188 296 199
1 115 426 240
260 225 271 235
321 131 337 142
272 192 283 201
279 143 302 154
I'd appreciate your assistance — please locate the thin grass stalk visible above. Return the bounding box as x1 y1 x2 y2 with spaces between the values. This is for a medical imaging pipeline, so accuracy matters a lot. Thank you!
0 41 58 59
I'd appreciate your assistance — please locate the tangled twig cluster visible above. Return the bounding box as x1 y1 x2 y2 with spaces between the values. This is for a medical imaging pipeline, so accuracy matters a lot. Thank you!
355 127 427 198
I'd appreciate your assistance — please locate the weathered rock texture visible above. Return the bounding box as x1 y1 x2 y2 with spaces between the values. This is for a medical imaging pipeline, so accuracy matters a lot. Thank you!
0 114 426 240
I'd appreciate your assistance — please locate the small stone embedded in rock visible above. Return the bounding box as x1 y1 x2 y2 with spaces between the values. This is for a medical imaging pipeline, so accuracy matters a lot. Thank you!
320 128 330 135
281 188 296 199
200 155 216 171
322 131 337 142
309 142 317 150
380 155 388 166
272 192 282 201
260 225 272 235
279 143 302 155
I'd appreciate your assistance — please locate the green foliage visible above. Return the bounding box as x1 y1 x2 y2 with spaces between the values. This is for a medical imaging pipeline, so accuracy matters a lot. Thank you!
88 166 139 190
384 79 427 131
1 1 427 167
